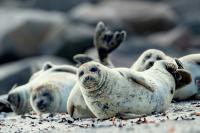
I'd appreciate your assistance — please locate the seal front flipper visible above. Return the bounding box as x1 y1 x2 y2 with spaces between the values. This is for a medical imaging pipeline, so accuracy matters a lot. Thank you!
117 113 146 120
165 62 192 89
125 70 155 92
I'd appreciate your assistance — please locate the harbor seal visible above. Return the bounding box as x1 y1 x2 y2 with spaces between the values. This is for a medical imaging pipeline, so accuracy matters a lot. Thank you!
131 49 172 71
130 49 200 100
30 63 77 114
77 60 191 119
8 62 77 114
67 22 126 118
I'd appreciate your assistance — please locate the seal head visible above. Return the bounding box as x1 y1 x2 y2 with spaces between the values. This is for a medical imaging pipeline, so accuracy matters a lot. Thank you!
78 62 106 92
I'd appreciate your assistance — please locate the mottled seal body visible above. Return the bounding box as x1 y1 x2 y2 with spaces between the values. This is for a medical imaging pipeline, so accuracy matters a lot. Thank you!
30 64 77 114
174 54 200 100
78 61 191 119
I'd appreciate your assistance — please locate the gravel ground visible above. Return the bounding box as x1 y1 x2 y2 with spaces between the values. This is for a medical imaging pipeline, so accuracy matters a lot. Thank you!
1 100 200 133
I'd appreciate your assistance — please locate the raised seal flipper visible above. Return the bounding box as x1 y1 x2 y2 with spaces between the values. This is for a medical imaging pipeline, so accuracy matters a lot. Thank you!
94 21 126 66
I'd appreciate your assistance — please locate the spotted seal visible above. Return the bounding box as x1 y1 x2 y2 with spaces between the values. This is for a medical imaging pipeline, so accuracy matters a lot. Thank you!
77 60 191 119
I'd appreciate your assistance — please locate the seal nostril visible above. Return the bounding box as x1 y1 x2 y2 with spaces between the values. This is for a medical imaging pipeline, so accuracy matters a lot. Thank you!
90 67 98 72
38 100 45 108
149 61 154 67
85 76 90 80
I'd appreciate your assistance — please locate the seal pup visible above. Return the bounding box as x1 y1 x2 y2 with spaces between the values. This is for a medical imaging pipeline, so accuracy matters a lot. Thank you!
7 62 59 114
77 60 191 119
131 50 200 100
131 49 172 71
30 63 77 114
67 22 126 118
174 54 200 100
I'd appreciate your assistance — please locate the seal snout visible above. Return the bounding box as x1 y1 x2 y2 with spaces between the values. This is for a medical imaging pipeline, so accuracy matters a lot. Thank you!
37 98 50 111
8 93 21 108
78 64 102 90
32 90 54 112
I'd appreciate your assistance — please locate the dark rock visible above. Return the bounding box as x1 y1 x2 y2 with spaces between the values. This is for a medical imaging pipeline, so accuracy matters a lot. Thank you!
0 56 70 95
0 9 93 63
0 0 87 12
69 1 177 35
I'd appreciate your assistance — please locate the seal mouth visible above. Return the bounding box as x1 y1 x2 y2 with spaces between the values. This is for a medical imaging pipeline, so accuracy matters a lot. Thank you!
82 74 100 90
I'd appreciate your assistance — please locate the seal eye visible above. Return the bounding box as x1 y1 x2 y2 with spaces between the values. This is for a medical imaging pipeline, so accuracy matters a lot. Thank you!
156 56 162 60
146 54 151 59
79 71 84 77
90 67 98 72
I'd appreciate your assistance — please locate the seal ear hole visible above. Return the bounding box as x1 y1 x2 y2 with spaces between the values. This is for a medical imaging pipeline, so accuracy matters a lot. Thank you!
90 67 98 72
79 71 84 77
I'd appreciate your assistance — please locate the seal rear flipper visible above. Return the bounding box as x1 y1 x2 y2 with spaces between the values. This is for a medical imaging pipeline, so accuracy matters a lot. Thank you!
52 66 77 74
175 69 192 90
73 54 94 67
117 113 146 120
42 62 54 70
94 21 126 67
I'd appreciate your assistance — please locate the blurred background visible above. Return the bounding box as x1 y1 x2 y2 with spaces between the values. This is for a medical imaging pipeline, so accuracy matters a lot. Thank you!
0 0 199 94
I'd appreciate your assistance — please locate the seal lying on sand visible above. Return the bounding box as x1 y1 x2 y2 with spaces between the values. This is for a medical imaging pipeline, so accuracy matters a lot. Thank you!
78 60 191 119
30 63 77 114
131 49 200 100
67 21 126 118
8 62 77 114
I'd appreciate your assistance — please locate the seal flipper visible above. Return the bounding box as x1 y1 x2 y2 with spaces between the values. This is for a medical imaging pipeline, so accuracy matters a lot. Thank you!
122 70 155 92
52 65 77 74
67 100 75 118
165 62 191 89
175 69 192 89
94 21 126 67
73 54 93 67
42 62 54 70
117 113 146 120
